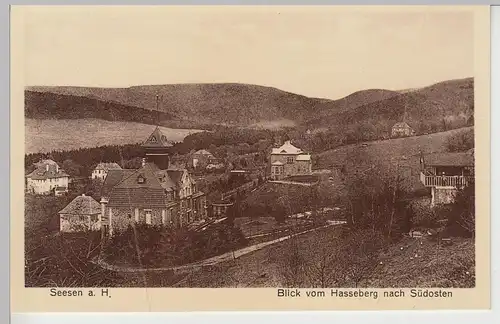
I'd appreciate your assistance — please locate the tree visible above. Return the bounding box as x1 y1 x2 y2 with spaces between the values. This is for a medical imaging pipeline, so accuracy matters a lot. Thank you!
445 128 474 153
62 159 83 176
446 181 475 237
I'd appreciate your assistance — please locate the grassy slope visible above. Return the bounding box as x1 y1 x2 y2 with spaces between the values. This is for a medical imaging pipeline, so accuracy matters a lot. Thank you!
315 127 474 192
165 226 473 288
25 118 203 154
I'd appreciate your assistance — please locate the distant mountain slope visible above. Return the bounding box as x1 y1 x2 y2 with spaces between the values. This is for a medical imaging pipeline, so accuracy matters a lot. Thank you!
26 77 473 131
304 77 474 134
25 90 174 125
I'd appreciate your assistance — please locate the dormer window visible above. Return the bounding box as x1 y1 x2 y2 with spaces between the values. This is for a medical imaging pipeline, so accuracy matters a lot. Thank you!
137 175 146 184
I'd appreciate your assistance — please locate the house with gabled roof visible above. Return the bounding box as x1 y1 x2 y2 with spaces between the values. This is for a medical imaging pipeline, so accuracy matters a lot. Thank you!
190 149 219 170
269 140 312 180
91 162 122 181
59 194 101 232
391 121 415 138
25 160 70 195
100 161 207 235
99 125 206 236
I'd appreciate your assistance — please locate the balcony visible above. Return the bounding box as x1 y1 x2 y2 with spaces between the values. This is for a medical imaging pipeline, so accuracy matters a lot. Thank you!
420 172 471 188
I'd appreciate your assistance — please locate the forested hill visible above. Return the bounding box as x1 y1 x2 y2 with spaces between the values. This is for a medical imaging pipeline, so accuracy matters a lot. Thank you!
26 77 473 131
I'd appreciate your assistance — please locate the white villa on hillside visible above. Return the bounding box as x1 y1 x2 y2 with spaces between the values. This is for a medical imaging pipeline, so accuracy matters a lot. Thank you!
269 140 312 180
91 162 122 181
26 160 69 195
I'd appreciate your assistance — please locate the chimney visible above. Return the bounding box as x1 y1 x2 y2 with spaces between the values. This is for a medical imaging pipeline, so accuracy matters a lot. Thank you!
100 197 108 232
142 158 146 167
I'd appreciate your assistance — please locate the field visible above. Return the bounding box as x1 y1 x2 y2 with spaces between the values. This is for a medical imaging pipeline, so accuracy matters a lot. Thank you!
25 118 204 154
315 127 474 192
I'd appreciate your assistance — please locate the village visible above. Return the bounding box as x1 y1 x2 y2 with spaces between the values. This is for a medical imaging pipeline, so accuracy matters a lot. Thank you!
24 111 475 288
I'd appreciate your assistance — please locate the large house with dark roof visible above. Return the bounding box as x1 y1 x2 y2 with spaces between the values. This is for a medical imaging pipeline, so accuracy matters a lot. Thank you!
100 127 207 235
419 151 474 206
25 160 69 195
269 141 312 180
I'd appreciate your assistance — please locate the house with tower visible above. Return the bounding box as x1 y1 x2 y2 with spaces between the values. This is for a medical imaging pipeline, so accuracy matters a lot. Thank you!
99 125 207 236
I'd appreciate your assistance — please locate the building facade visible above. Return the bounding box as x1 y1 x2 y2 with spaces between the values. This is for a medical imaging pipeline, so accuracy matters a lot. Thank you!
59 194 101 232
391 122 416 138
91 162 122 181
269 141 312 180
26 160 69 195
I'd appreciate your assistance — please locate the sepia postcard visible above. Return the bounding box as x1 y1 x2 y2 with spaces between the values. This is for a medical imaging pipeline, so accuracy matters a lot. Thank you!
10 5 491 312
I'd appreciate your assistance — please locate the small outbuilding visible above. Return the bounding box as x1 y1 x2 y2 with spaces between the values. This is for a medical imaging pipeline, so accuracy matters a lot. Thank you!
59 194 102 232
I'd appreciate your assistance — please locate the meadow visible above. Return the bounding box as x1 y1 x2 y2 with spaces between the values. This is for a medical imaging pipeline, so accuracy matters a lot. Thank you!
25 118 204 154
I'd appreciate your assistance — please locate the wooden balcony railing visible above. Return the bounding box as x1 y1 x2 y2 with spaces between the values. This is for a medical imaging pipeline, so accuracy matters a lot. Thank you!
420 172 471 188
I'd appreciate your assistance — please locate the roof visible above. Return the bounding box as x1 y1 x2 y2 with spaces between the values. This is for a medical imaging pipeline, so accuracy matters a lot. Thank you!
425 152 474 167
142 126 173 148
193 149 214 156
107 163 168 208
59 194 101 215
392 122 413 129
94 162 122 171
101 169 137 197
271 161 284 166
271 141 304 155
34 159 58 167
26 163 69 180
103 163 195 208
296 154 311 161
166 169 185 185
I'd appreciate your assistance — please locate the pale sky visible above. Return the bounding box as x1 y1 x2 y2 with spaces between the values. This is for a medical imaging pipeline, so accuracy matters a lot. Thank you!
21 6 474 100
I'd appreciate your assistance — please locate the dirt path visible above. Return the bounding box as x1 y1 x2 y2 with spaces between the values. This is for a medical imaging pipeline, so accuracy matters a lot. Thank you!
94 223 335 274
268 180 318 186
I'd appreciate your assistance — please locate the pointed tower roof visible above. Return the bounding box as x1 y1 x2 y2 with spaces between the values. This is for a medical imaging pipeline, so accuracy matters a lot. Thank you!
142 126 173 148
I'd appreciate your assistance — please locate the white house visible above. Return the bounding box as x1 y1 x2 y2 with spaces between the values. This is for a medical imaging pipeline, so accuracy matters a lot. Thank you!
26 160 69 195
270 141 312 180
91 162 122 181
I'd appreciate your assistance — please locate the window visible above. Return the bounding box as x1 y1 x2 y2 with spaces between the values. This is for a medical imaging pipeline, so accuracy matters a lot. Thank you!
145 210 152 225
79 215 86 221
287 157 294 164
137 175 146 184
150 136 157 142
91 215 98 222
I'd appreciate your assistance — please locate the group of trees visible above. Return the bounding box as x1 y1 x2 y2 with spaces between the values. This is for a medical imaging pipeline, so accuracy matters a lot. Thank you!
25 230 124 287
105 222 248 267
